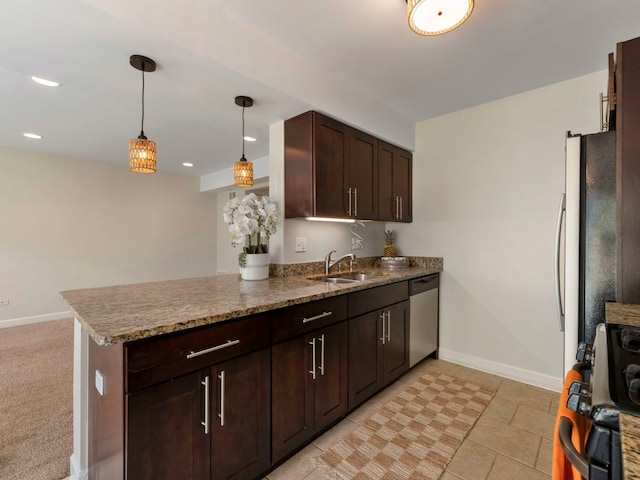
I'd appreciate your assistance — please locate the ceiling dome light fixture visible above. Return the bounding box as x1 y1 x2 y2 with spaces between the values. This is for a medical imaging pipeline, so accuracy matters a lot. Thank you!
407 0 474 36
129 54 157 174
233 95 254 187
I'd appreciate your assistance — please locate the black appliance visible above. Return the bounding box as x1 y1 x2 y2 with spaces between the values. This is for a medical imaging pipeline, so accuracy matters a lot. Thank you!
577 132 616 344
559 322 640 479
557 131 616 373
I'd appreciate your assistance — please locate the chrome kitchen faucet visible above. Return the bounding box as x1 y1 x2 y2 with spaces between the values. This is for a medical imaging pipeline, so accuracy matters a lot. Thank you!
325 250 356 274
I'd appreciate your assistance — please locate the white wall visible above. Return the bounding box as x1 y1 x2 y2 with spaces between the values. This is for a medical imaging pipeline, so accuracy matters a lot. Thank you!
393 71 607 389
282 219 385 263
0 148 218 325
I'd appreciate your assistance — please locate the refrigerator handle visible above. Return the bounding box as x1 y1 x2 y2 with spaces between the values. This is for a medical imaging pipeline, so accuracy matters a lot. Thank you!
555 193 566 332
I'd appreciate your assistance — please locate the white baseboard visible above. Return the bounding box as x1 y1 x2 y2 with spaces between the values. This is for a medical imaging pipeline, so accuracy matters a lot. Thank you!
70 452 87 480
438 347 564 392
0 311 71 329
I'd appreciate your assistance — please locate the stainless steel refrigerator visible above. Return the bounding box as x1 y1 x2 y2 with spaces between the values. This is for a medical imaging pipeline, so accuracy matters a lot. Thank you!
556 131 616 373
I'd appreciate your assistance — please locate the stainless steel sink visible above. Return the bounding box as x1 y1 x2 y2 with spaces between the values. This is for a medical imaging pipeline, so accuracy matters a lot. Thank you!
309 272 384 283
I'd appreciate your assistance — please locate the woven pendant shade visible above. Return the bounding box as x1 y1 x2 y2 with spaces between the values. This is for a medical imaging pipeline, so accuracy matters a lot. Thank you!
129 136 157 173
234 158 253 187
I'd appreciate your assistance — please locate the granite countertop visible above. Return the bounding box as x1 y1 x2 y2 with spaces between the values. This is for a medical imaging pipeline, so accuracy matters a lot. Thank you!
60 263 442 346
621 413 640 480
606 302 640 328
605 302 640 479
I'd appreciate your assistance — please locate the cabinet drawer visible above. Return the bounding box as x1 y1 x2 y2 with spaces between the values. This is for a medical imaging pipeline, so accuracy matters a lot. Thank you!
271 295 348 343
348 281 408 318
125 314 270 392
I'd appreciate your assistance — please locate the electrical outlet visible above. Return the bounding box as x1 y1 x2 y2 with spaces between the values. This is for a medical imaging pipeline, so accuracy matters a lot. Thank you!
0 299 9 306
95 370 106 396
295 237 307 253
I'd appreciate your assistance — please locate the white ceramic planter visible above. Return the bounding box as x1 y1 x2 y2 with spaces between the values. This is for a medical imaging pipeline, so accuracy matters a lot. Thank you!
240 253 270 281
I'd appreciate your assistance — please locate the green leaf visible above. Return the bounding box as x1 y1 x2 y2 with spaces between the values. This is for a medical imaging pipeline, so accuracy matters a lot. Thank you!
238 251 247 268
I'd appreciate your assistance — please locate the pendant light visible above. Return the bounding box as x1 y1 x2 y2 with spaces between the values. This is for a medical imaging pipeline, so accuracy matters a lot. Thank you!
233 95 254 187
129 55 157 174
407 0 474 36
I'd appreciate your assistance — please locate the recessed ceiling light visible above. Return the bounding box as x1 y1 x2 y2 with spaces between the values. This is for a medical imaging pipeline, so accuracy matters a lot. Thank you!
182 162 194 167
31 76 60 87
243 136 256 142
23 133 42 139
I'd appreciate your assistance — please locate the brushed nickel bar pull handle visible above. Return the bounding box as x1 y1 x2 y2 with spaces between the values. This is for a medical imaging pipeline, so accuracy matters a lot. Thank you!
354 188 358 217
347 188 352 216
394 196 400 220
302 311 332 324
386 310 391 342
187 339 240 359
319 334 325 376
218 371 225 427
201 375 210 435
380 312 386 344
400 197 403 220
309 338 316 380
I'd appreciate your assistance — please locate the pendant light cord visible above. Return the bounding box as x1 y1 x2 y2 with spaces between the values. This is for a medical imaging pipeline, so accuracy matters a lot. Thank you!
140 67 146 136
241 103 246 159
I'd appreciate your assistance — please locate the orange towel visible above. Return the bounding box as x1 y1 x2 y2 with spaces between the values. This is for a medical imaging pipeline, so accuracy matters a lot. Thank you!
552 369 591 480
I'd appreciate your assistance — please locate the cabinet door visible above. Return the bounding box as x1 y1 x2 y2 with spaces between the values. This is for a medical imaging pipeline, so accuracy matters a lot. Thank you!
378 141 412 223
383 300 410 385
348 129 378 219
393 148 412 223
272 322 349 462
348 310 384 409
127 371 210 480
211 349 271 480
314 113 349 217
271 335 314 462
314 322 348 432
377 142 395 222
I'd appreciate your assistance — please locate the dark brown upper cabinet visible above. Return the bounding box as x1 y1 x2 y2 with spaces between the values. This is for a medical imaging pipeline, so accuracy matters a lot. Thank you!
616 35 640 304
378 141 412 223
284 111 410 222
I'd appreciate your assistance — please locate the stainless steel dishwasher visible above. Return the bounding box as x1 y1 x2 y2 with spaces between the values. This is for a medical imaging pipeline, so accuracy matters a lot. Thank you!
409 274 439 367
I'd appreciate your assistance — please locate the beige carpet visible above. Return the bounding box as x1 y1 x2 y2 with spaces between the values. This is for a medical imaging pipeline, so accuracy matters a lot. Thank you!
0 318 73 480
318 371 495 480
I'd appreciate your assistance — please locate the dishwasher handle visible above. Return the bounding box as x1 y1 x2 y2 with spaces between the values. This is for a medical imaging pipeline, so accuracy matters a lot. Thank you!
409 275 439 295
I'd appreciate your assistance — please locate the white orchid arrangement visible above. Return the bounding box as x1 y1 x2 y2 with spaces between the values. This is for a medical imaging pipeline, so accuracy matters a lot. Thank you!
223 193 280 267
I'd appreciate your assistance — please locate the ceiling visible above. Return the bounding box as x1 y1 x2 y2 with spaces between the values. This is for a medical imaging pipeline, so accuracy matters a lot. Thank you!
2 0 640 178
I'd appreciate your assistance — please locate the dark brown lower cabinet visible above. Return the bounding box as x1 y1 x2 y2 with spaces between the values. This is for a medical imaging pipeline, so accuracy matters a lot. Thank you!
348 310 383 408
211 349 271 480
271 321 348 463
127 371 210 480
126 349 271 480
348 300 409 410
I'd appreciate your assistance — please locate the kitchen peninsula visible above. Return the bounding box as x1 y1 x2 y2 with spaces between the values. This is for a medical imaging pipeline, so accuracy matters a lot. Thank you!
61 258 442 480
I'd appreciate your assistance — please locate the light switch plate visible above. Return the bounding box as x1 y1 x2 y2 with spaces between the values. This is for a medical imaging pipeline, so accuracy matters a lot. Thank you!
295 237 307 253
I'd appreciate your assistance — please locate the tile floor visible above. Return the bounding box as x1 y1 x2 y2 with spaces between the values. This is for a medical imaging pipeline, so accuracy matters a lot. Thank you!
265 358 559 480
